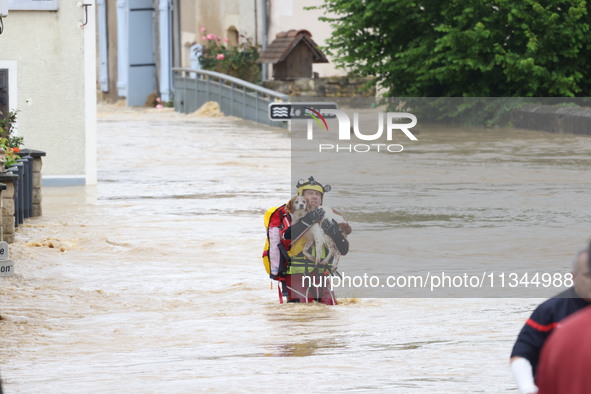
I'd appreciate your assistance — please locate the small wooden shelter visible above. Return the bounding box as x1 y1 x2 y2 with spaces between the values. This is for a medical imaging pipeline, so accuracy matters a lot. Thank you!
259 30 328 80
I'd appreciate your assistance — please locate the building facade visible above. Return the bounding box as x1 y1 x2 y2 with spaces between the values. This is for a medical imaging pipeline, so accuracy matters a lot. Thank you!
0 0 97 185
96 0 345 104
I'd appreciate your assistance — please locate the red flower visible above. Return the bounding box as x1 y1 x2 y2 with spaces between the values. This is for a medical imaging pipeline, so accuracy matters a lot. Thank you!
11 147 19 153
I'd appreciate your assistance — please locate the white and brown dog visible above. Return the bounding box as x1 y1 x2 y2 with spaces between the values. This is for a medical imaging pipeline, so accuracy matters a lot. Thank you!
286 195 351 269
285 195 309 223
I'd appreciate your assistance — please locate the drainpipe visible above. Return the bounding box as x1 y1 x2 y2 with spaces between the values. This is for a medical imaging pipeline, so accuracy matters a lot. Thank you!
172 0 181 68
158 0 172 102
116 0 128 97
254 0 258 45
261 0 268 81
97 0 109 92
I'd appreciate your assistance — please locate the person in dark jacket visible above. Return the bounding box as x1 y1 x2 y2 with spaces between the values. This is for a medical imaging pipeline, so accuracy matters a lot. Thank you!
510 247 591 394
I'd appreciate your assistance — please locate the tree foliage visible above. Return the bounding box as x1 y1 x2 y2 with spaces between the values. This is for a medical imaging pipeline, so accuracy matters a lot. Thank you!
317 0 591 96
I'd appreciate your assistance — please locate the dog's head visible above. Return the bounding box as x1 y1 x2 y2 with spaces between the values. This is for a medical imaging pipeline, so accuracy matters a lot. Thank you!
286 195 309 213
338 222 352 236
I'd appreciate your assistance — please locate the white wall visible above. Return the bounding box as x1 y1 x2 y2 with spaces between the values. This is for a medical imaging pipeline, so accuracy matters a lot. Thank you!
0 1 97 185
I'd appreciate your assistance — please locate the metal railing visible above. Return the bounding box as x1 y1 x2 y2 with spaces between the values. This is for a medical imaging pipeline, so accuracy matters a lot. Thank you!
172 68 289 127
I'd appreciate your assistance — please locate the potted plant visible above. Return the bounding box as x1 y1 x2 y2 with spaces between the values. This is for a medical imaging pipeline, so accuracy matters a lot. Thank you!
0 110 23 171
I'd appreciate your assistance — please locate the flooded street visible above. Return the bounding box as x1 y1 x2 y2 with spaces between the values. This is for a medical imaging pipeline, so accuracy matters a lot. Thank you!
1 105 590 392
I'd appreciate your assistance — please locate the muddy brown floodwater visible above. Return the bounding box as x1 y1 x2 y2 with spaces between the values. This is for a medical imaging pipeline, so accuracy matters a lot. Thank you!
2 104 591 392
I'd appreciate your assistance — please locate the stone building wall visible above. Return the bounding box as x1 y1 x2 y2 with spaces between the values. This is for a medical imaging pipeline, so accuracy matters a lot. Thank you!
263 77 375 102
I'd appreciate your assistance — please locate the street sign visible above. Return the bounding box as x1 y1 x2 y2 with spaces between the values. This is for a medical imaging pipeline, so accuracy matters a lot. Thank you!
0 241 8 260
269 102 338 121
0 259 13 277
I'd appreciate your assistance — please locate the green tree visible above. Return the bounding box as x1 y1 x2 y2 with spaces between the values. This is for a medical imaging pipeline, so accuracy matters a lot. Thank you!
317 0 591 96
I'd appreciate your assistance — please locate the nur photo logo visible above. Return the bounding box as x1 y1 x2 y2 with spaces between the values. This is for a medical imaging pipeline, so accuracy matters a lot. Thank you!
269 102 418 153
305 107 329 131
